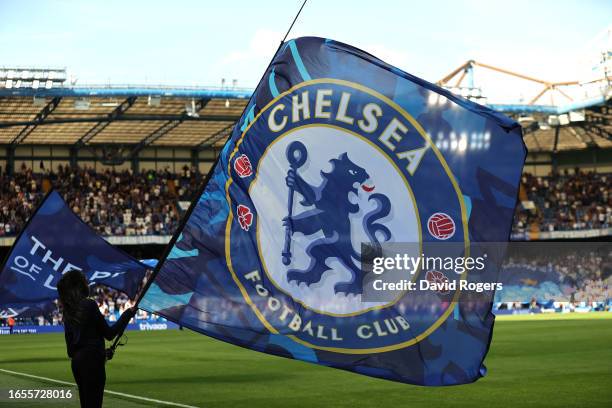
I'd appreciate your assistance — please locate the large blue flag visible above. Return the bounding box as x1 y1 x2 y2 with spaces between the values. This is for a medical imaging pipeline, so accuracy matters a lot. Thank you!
140 37 526 385
0 191 151 318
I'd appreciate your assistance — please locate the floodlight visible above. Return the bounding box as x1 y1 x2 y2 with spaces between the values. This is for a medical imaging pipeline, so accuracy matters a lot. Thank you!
186 99 199 118
33 96 46 107
569 111 585 122
148 96 161 107
74 99 91 110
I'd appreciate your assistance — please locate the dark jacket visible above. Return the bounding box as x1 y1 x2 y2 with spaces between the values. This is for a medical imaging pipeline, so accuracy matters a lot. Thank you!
64 298 134 358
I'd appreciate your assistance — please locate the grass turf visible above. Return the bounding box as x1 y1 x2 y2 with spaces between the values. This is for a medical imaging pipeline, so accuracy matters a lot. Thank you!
1 312 610 408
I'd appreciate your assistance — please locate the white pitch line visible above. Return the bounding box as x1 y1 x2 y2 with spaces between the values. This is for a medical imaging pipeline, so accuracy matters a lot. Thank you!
0 368 199 408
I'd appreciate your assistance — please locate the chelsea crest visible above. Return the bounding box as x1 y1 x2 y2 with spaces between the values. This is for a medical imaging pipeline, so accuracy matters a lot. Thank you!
225 79 469 353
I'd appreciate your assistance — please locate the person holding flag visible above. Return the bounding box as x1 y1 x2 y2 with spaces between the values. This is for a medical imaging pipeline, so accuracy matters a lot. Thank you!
57 269 137 408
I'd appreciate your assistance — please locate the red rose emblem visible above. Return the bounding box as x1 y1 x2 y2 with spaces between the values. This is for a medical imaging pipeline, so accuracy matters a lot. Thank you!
426 270 450 294
237 204 253 231
234 154 253 178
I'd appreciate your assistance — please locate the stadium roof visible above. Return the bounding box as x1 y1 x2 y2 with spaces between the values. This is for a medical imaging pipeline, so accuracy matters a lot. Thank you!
438 60 612 152
508 102 611 152
0 85 251 148
0 69 610 152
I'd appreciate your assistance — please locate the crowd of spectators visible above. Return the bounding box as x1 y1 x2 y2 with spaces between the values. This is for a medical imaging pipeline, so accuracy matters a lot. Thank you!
5 285 159 327
7 246 608 327
1 165 611 237
0 164 203 237
513 170 612 233
2 165 611 328
498 247 610 309
573 278 610 305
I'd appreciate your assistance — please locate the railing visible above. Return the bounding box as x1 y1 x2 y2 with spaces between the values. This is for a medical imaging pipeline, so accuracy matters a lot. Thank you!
69 83 255 93
0 84 255 99
0 235 171 247
511 227 612 241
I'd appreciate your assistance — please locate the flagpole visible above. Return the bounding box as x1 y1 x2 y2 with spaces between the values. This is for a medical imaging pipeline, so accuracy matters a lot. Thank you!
109 0 308 353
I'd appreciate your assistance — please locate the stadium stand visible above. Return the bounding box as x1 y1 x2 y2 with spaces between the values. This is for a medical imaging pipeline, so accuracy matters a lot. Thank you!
496 245 611 313
0 164 203 237
0 166 610 239
513 170 611 234
0 52 610 328
6 285 165 329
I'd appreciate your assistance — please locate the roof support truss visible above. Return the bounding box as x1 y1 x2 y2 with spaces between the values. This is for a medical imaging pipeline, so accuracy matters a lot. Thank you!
74 96 137 147
197 123 235 151
129 98 211 157
10 97 62 144
0 113 237 129
552 126 561 152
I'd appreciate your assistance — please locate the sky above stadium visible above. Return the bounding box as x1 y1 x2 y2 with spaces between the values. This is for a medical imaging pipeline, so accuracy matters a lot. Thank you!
1 0 610 103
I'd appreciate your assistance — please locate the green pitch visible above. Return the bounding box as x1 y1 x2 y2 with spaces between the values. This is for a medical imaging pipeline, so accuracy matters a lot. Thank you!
1 313 610 408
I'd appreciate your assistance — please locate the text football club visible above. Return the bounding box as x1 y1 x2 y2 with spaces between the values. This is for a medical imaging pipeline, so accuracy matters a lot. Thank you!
225 79 470 353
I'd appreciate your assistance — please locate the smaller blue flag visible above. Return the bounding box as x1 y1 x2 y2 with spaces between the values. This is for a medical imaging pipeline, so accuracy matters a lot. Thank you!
0 191 151 317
